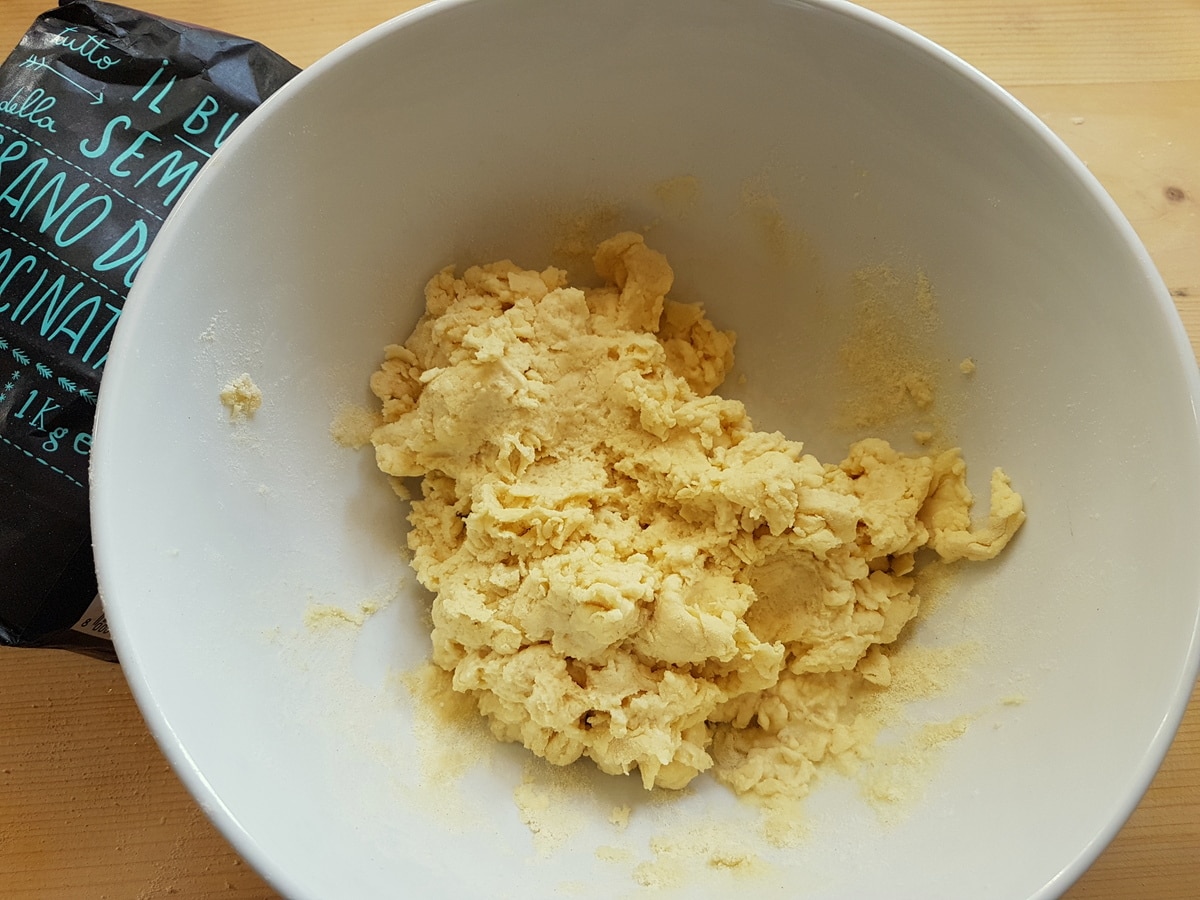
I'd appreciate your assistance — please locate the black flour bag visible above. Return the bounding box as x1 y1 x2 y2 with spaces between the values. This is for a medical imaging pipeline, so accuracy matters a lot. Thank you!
0 2 299 659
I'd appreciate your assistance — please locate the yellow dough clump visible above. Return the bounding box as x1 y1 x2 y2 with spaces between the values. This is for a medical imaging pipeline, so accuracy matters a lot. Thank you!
369 233 1024 798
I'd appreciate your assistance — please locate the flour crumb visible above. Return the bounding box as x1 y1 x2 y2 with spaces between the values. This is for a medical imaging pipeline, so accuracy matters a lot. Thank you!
303 598 382 630
959 357 977 375
397 662 494 823
653 174 702 217
709 849 755 870
609 804 631 830
330 403 382 449
739 176 805 266
512 762 590 855
552 200 623 268
860 714 974 819
914 271 936 315
634 823 767 888
837 267 943 437
1070 116 1086 125
596 845 633 863
219 373 262 420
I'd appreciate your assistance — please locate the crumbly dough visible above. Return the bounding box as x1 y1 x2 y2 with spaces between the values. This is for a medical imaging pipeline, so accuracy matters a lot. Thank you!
369 233 1024 798
219 373 262 420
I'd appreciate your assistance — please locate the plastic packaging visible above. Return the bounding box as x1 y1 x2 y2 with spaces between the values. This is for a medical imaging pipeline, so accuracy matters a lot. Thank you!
0 1 299 659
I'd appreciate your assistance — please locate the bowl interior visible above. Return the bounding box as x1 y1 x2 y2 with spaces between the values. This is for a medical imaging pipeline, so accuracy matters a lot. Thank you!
92 1 1200 898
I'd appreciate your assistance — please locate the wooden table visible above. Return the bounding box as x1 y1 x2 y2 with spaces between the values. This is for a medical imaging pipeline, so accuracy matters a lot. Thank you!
1 1 1196 897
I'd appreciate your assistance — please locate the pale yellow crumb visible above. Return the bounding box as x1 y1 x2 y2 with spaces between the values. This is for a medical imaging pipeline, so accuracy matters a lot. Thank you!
330 403 382 449
860 714 974 818
219 373 262 420
652 174 702 216
634 823 768 888
837 267 946 437
512 761 591 854
609 805 631 829
917 715 973 750
551 201 623 267
400 662 478 725
708 849 756 870
914 271 936 316
388 477 412 501
1001 693 1027 706
302 599 382 631
913 430 934 445
760 798 809 848
595 845 633 863
959 357 977 375
739 177 805 265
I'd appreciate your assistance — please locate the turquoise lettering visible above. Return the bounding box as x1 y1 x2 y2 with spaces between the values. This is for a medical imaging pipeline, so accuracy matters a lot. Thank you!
0 137 29 174
42 426 68 452
132 61 173 114
93 220 147 274
0 249 38 314
16 272 80 335
79 115 132 159
47 293 102 353
109 130 162 177
135 151 199 206
51 27 120 71
213 112 240 148
183 95 220 135
0 158 48 218
81 303 121 366
53 195 112 248
0 88 58 134
121 252 144 289
19 170 90 234
9 267 47 321
15 389 62 430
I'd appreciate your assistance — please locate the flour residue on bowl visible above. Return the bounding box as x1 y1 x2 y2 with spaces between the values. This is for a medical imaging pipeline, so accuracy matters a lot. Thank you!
738 175 809 268
850 637 981 819
303 597 384 630
401 663 490 772
387 543 967 875
836 267 955 447
511 760 597 856
329 402 382 449
550 199 625 272
860 713 974 814
652 175 703 219
632 820 773 889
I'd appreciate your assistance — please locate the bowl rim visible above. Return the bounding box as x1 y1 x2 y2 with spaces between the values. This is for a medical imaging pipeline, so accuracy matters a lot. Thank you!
90 1 1200 898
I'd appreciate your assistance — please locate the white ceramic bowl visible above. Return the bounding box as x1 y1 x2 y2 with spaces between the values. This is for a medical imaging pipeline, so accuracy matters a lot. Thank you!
91 1 1200 897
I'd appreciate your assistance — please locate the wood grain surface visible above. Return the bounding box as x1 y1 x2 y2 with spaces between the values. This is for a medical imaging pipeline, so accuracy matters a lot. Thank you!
1 1 1197 898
